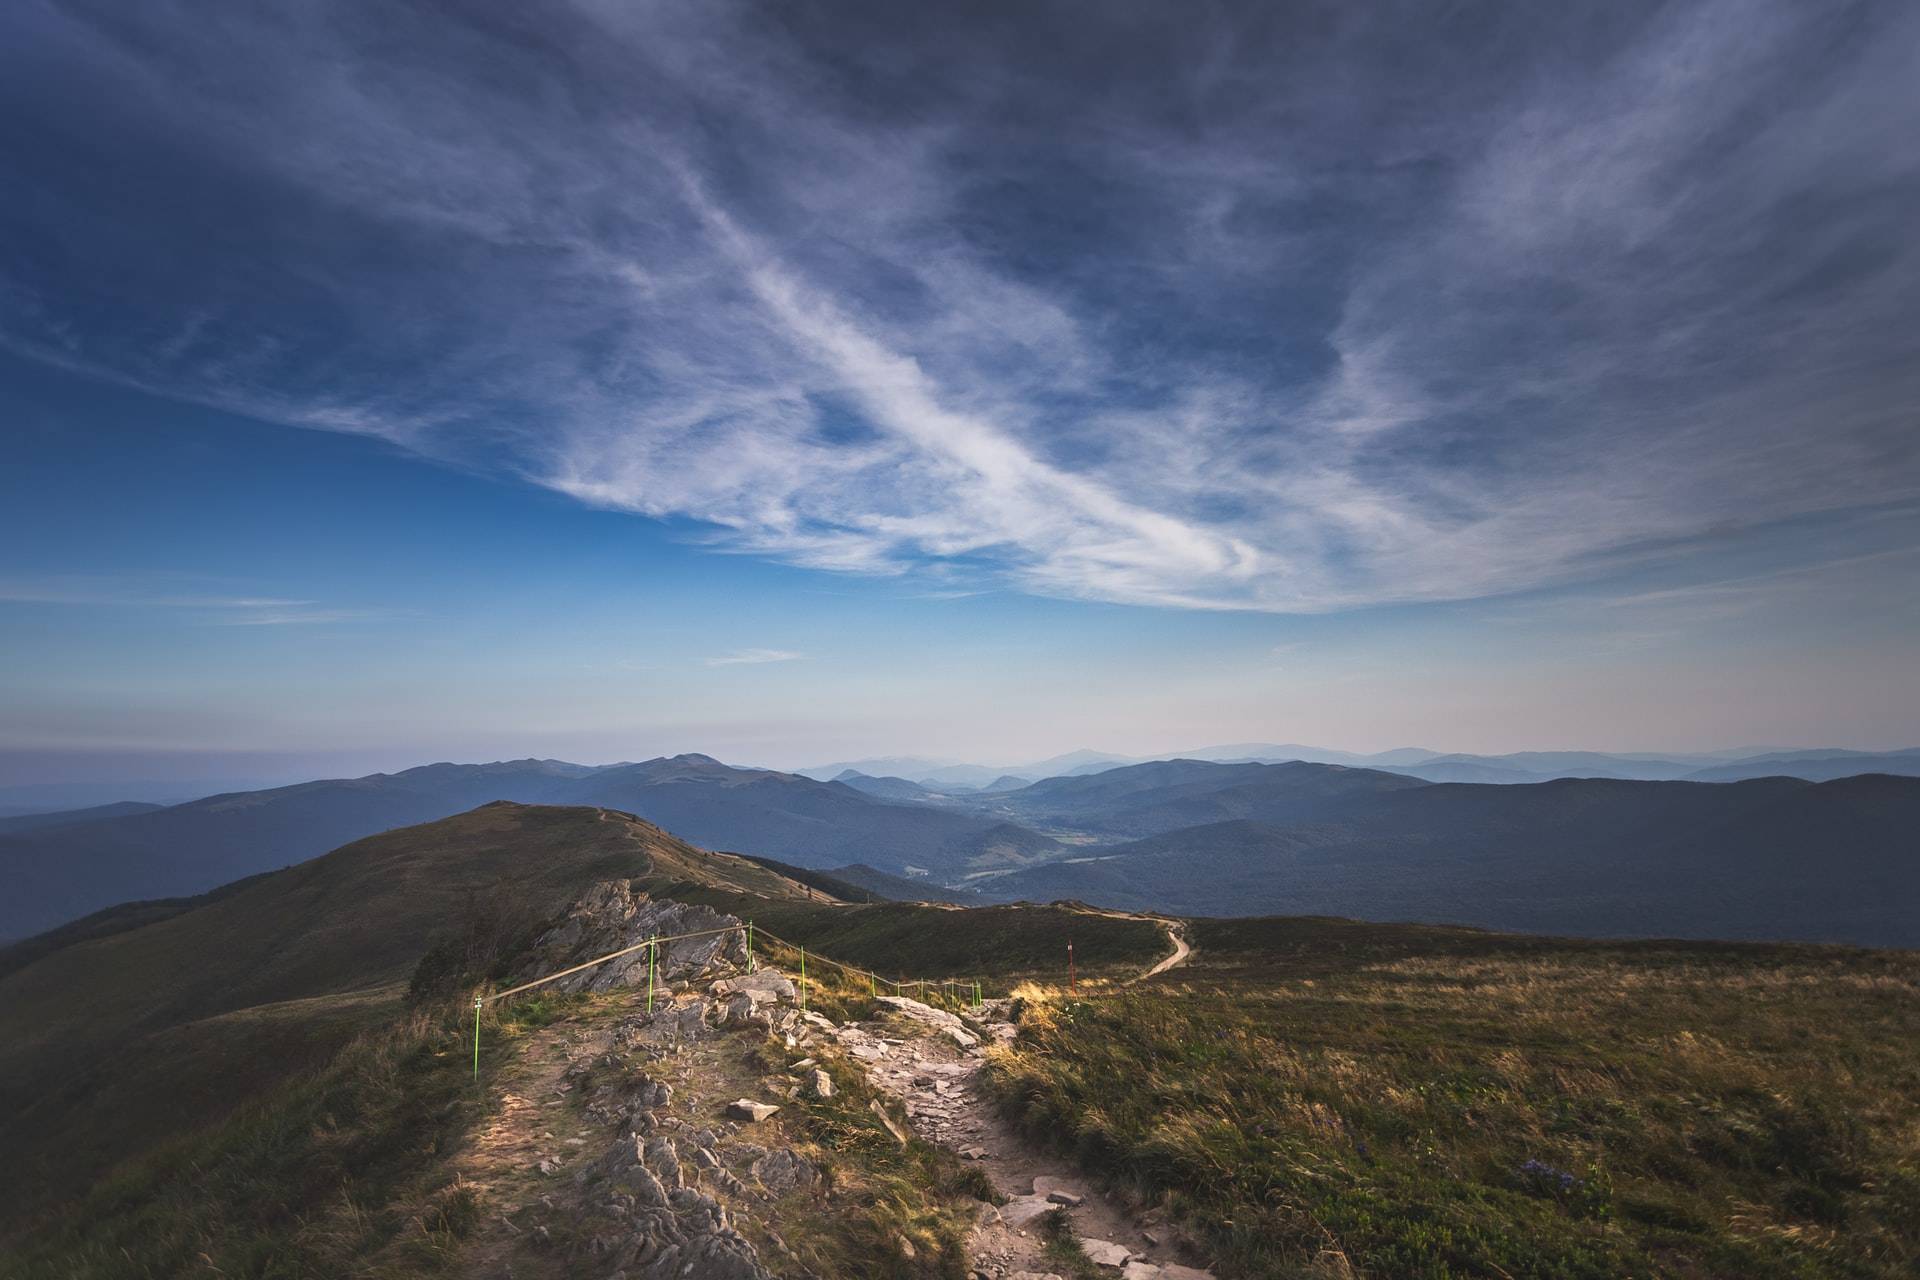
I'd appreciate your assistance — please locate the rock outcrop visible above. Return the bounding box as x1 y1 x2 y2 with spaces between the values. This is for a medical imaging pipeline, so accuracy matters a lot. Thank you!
514 880 749 994
583 1131 771 1280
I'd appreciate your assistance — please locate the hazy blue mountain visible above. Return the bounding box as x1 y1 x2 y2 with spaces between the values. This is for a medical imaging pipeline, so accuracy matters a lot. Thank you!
795 755 964 782
815 863 992 905
1381 761 1547 784
1167 742 1424 766
0 801 164 834
801 749 1130 789
0 755 1060 940
0 759 607 940
797 743 1904 790
832 771 942 802
1682 750 1920 782
977 758 1428 837
1369 748 1920 784
12 745 1910 945
1022 749 1135 775
980 774 1920 948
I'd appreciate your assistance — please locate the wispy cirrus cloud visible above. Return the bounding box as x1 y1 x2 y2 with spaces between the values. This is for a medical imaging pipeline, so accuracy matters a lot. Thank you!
704 649 804 667
3 0 1916 614
0 575 384 626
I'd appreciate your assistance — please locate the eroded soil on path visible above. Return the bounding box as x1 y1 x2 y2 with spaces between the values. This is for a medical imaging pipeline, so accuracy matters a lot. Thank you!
428 884 1210 1280
829 994 1215 1280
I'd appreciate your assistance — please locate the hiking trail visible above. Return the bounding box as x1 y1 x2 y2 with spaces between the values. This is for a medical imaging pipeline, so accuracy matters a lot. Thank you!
826 938 1215 1280
437 880 1212 1279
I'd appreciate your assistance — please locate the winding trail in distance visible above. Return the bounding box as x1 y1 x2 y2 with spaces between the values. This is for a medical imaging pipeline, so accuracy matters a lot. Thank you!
1140 918 1191 979
1069 903 1193 983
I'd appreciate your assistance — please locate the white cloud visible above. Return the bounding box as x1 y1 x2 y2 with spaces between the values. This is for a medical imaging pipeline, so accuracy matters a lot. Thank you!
0 576 382 626
704 649 805 667
5 0 1916 615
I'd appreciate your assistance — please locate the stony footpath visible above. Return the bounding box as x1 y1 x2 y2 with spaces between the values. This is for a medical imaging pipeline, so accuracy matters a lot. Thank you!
450 890 841 1280
829 996 1215 1280
454 880 1213 1280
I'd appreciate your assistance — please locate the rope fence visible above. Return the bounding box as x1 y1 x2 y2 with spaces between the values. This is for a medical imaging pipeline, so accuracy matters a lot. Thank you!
467 918 1016 1080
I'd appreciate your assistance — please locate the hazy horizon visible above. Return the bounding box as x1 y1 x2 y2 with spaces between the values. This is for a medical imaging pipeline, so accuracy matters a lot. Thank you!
3 737 1914 805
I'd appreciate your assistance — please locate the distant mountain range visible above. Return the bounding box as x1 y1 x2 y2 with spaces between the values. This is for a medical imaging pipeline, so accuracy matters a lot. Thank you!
0 755 1061 941
968 762 1920 948
5 748 1916 949
0 800 163 835
800 744 1920 789
797 749 1132 790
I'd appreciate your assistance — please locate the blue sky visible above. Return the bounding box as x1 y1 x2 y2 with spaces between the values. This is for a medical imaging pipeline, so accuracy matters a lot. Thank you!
2 0 1917 785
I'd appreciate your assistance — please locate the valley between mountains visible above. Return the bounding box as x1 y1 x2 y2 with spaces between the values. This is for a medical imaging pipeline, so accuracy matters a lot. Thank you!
5 752 1917 949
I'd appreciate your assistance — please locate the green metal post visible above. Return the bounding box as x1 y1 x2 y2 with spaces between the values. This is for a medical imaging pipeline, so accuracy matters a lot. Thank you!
747 920 755 971
974 979 982 1009
646 936 656 1012
800 946 808 1013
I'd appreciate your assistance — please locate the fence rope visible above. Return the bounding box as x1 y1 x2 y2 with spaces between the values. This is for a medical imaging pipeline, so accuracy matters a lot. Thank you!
479 923 746 1004
468 917 1008 1080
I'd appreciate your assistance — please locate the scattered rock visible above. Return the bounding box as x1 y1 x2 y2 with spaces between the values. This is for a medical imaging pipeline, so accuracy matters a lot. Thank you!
750 1147 818 1195
999 1195 1056 1227
726 1099 779 1122
1033 1176 1088 1205
807 1068 835 1099
711 971 796 1001
872 995 981 1047
869 1098 911 1145
1080 1237 1132 1268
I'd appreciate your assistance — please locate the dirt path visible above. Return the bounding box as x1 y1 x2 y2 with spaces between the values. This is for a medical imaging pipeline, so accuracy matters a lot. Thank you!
440 1016 625 1277
1137 919 1191 981
830 999 1212 1280
1069 906 1193 984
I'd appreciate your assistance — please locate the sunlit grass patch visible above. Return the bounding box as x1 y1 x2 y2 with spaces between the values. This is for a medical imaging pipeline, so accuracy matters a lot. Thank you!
985 921 1920 1279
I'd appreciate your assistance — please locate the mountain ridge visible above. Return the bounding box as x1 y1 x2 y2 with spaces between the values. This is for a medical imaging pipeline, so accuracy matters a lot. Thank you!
0 754 1062 940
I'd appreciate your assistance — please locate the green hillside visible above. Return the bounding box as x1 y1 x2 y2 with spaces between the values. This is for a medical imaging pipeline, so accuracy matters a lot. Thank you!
0 801 815 1219
0 801 1163 1247
987 917 1920 1278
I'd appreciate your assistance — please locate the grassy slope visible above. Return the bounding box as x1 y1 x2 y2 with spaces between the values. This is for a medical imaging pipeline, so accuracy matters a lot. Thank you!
8 891 1059 1277
10 981 1002 1280
987 917 1920 1279
0 802 816 1223
9 1003 490 1280
664 886 1169 986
